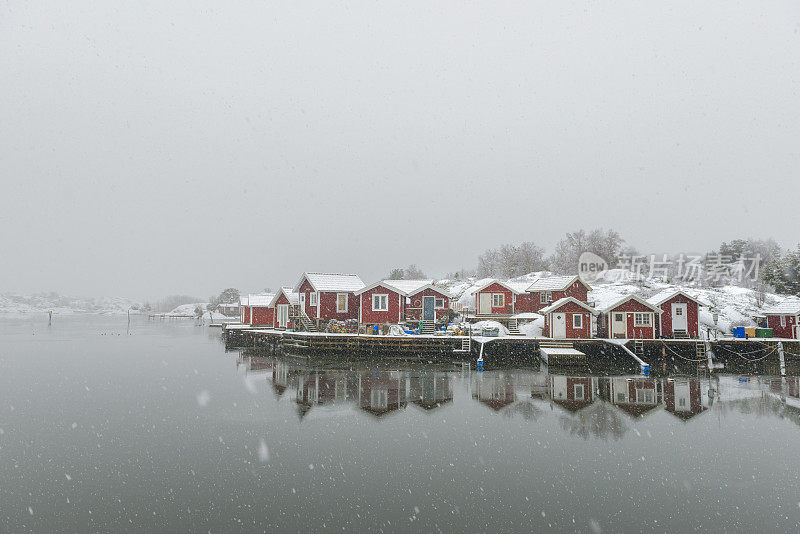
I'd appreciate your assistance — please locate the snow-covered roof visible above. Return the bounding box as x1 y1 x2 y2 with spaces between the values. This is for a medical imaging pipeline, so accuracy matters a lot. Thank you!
646 289 701 307
599 294 663 314
473 279 526 295
506 281 534 294
539 297 599 315
239 295 249 306
526 275 590 292
762 301 800 315
269 287 299 307
248 293 276 307
294 272 365 293
356 279 450 298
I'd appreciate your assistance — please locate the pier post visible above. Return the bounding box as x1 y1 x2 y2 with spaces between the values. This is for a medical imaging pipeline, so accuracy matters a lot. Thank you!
778 342 786 377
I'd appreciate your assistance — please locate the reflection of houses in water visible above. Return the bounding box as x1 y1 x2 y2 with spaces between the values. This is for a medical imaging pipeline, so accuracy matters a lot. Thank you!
767 376 800 399
599 377 661 417
359 370 408 417
409 372 453 410
272 360 291 397
663 378 708 421
473 373 516 411
550 376 597 413
296 370 359 417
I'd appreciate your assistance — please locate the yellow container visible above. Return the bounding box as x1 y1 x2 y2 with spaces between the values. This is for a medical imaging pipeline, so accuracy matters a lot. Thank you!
744 328 756 338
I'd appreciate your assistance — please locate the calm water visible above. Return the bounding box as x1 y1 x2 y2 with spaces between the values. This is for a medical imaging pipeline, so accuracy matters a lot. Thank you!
2 316 800 533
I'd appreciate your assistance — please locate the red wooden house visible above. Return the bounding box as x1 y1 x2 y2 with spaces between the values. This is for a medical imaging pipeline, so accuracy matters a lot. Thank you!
239 295 251 324
268 287 299 329
247 293 275 326
472 279 525 316
294 272 364 328
646 289 701 339
600 295 662 339
539 297 597 339
524 275 592 313
663 378 707 421
355 280 450 327
762 302 800 339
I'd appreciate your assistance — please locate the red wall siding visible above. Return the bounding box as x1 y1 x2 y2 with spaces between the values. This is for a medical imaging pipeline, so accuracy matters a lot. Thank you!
242 306 251 324
476 283 514 314
543 301 592 339
298 279 319 320
359 285 403 324
529 282 589 312
318 291 360 322
766 314 798 339
658 295 699 338
272 293 293 329
405 288 450 322
251 306 274 326
606 300 657 339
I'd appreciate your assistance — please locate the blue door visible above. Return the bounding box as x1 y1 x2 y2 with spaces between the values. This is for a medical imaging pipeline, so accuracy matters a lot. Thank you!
423 297 435 321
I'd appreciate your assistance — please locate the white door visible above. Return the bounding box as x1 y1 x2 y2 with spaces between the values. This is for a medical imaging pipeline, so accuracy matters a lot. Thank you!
552 313 567 338
612 312 627 338
795 324 800 340
277 304 289 328
672 303 688 332
479 293 492 314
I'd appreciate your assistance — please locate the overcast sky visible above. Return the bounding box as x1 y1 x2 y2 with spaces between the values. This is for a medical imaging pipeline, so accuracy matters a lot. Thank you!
1 1 799 299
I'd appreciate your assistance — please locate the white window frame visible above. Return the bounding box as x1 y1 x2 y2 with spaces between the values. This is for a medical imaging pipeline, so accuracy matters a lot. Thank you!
573 314 583 329
337 293 348 313
545 291 553 303
574 384 584 400
780 315 786 327
674 306 683 316
299 293 305 308
636 388 654 404
539 292 547 304
634 312 652 327
492 293 504 307
310 292 317 306
372 294 388 312
435 297 445 309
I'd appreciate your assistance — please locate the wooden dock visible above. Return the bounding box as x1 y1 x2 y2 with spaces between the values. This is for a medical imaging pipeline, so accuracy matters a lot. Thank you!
220 324 800 373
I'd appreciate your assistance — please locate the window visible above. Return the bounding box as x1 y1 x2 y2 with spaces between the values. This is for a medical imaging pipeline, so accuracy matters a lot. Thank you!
540 292 548 304
435 298 444 308
781 315 787 327
678 397 686 407
675 307 683 316
636 389 654 404
336 293 348 312
310 292 317 306
573 314 583 329
299 293 305 307
615 313 624 321
372 294 388 311
492 293 504 307
574 384 584 400
616 392 627 403
634 313 652 327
